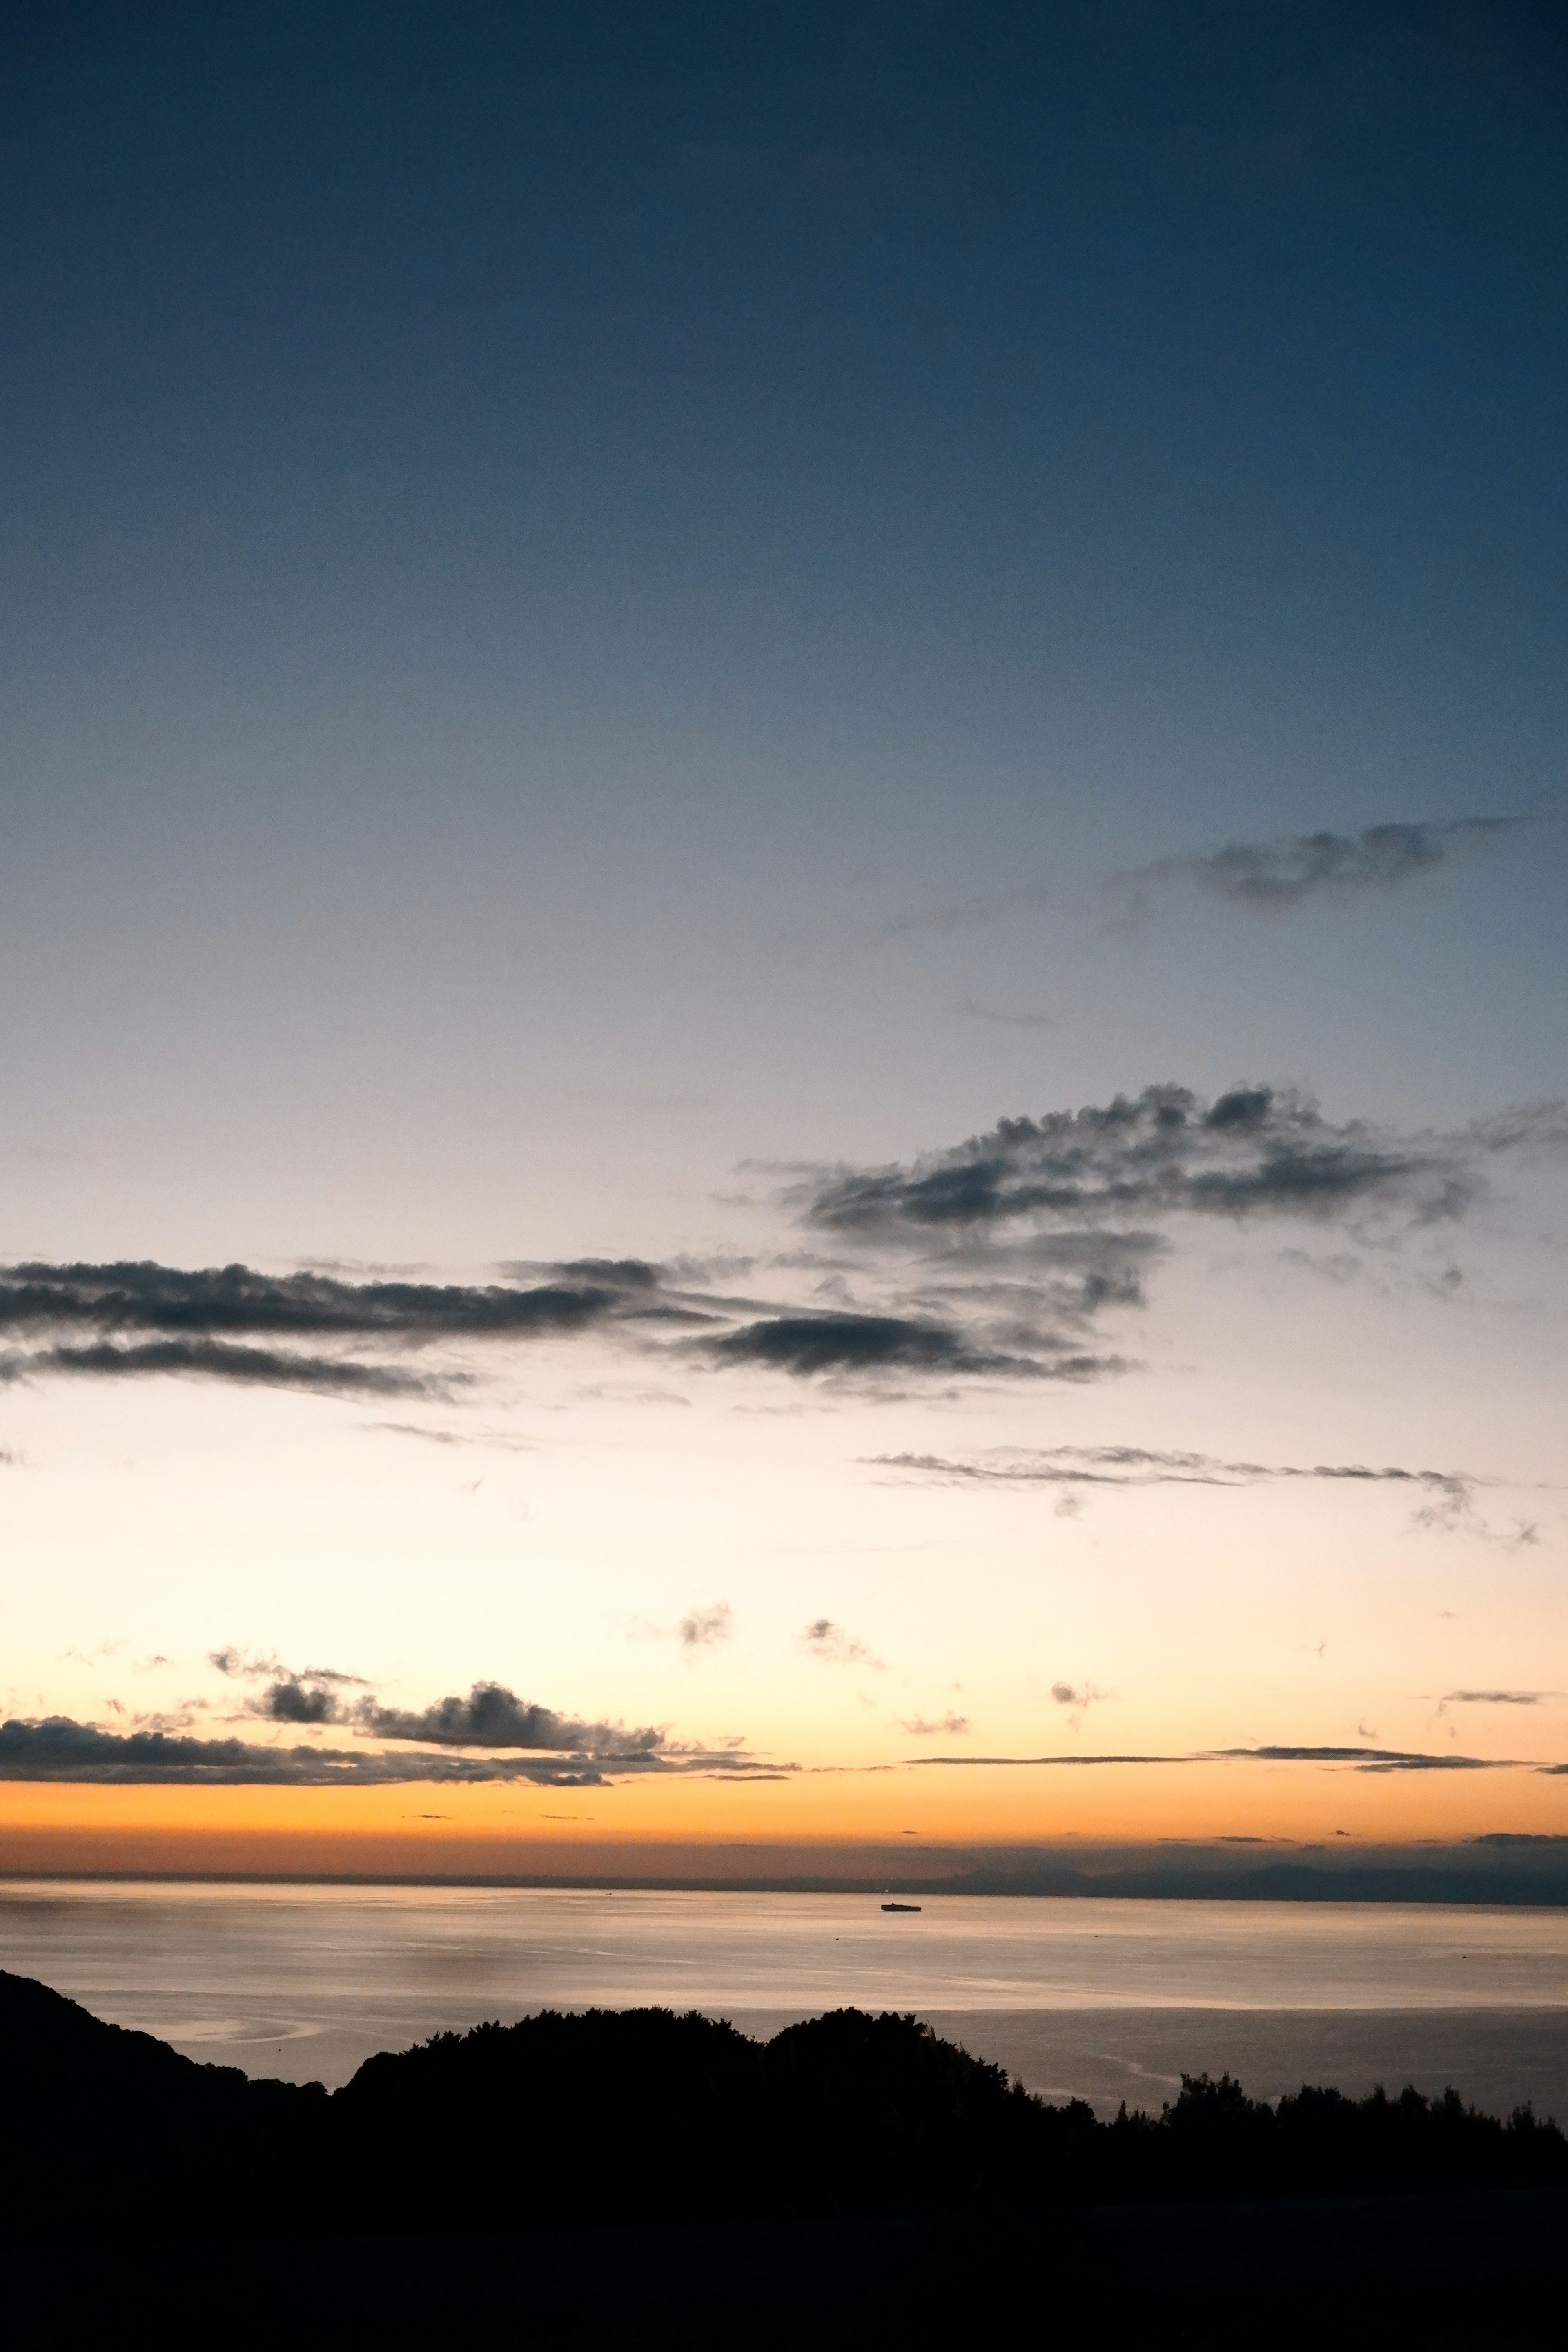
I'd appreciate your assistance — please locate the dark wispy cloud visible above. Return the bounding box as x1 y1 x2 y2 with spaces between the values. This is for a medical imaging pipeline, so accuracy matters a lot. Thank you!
0 1688 784 1781
731 1083 1566 1391
3 1339 442 1398
1440 1690 1550 1707
0 1715 609 1785
1229 1745 1519 1773
0 1258 670 1340
801 1618 883 1669
210 1646 276 1677
1122 817 1521 916
0 1258 694 1402
805 1085 1494 1238
908 1744 1542 1774
898 1711 969 1735
702 1312 1110 1383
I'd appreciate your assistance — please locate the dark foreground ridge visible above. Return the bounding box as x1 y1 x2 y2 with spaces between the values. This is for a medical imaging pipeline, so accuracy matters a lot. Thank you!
5 1971 1565 2341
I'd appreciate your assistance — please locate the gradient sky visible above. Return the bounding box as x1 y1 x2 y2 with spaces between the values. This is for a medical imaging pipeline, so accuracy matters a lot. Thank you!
2 1 1566 1873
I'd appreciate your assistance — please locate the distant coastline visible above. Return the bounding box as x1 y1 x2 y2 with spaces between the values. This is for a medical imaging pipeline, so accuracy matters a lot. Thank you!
3 1853 1566 1903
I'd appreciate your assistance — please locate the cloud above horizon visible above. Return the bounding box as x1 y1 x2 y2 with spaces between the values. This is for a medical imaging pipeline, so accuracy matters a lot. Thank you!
362 1682 664 1758
0 1710 1552 1784
53 1654 794 1784
909 1744 1546 1774
0 1715 613 1785
1121 817 1521 916
0 1083 1557 1408
0 1704 785 1785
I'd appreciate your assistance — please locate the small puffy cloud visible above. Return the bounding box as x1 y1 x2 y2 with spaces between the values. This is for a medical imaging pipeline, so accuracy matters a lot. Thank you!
679 1603 734 1648
898 1712 969 1736
256 1677 347 1725
1051 1680 1106 1727
801 1618 884 1669
362 1682 664 1758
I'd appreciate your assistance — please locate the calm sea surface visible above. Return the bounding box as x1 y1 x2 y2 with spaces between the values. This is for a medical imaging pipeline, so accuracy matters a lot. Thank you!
4 1880 1566 2119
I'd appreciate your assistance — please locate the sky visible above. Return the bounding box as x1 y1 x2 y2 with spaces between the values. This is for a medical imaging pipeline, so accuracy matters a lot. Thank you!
2 0 1566 1879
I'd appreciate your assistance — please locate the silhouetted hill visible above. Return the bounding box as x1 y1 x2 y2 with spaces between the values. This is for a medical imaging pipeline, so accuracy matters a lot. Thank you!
2 1969 1564 2246
0 1969 326 2238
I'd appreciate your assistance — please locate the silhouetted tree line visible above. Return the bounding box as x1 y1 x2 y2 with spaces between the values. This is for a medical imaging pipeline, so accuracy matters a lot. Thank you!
2 1969 1563 2242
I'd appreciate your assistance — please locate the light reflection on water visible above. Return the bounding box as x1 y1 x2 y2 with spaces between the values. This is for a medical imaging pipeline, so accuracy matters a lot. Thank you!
3 1880 1566 2117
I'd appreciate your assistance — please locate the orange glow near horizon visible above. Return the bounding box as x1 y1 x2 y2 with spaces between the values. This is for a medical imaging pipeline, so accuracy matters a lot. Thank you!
2 1762 1563 1880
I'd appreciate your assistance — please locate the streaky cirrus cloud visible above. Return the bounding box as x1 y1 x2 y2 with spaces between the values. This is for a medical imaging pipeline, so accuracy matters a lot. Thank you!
867 1445 1541 1546
1120 817 1521 916
1440 1690 1555 1707
871 1443 1473 1499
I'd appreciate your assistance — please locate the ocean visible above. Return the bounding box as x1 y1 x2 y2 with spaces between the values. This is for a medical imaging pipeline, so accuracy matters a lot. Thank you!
4 1879 1566 2120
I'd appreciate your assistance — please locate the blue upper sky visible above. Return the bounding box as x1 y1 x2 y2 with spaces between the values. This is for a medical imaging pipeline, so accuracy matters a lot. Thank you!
5 2 1564 1267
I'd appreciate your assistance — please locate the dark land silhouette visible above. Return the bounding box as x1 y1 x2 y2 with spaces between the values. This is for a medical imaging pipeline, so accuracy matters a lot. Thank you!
5 1968 1565 2341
